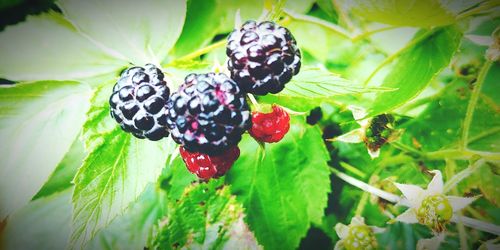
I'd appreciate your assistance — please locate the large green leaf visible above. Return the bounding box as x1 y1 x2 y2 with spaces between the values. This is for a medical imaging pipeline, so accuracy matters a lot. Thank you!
170 0 222 58
155 181 260 249
0 81 90 220
0 13 125 81
226 118 331 249
85 185 167 250
70 85 177 249
33 137 85 200
369 26 462 116
1 189 73 250
341 0 457 27
58 0 187 65
280 67 393 99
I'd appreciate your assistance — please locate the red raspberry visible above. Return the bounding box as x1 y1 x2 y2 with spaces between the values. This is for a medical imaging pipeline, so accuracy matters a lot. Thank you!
179 146 240 179
249 105 290 143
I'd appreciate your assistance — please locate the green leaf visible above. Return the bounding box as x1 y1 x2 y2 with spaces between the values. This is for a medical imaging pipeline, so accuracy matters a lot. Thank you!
0 13 125 81
226 118 331 249
217 0 265 33
33 137 85 200
155 182 260 249
0 81 90 220
280 67 393 99
341 0 456 27
1 189 73 250
86 185 167 250
369 26 462 116
70 85 177 249
170 0 222 58
285 0 315 13
160 156 197 202
58 0 187 65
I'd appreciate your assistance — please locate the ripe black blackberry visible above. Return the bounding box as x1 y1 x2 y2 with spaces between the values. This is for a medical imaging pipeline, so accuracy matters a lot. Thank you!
166 73 251 155
109 64 170 141
226 20 301 95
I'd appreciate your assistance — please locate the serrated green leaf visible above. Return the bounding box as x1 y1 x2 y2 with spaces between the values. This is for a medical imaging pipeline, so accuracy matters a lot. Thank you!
1 189 73 250
226 118 331 249
155 182 260 249
369 26 462 116
70 85 177 249
58 0 187 65
279 67 393 99
0 13 125 81
85 185 167 250
0 81 90 220
341 0 457 27
33 137 85 200
161 156 196 202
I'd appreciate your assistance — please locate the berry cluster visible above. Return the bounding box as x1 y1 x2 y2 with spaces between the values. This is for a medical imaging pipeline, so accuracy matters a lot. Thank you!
109 20 301 179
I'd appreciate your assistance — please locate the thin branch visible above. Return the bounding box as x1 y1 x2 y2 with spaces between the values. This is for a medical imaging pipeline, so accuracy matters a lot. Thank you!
461 60 493 150
172 40 226 63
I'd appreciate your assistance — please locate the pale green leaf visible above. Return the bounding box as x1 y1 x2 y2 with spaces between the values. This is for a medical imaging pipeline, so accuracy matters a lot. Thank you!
341 0 457 27
70 85 177 249
0 13 125 81
280 67 394 99
369 26 462 116
0 81 90 220
155 182 260 249
1 189 73 250
226 118 331 249
33 138 85 199
85 185 167 250
58 0 187 65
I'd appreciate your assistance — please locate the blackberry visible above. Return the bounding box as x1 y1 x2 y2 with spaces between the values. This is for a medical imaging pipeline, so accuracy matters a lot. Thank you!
226 20 301 95
109 64 170 141
180 146 240 179
166 73 251 155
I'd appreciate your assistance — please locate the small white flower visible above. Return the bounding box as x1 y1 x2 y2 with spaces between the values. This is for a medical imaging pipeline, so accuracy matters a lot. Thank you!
393 170 478 232
332 106 401 159
416 233 445 250
334 216 384 250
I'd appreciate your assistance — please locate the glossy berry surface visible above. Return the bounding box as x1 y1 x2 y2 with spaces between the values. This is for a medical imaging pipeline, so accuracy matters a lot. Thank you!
166 73 251 155
180 146 240 179
109 64 170 141
226 20 301 95
249 105 290 143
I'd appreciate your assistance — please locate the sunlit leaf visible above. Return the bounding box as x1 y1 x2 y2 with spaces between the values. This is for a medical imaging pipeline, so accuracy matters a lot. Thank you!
0 81 90 220
58 0 187 65
369 26 462 116
0 13 125 81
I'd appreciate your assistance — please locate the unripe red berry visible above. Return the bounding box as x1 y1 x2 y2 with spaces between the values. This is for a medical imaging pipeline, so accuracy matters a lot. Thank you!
179 146 240 180
249 105 290 143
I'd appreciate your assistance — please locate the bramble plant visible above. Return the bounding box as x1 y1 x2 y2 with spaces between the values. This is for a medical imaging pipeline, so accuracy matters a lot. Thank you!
0 0 499 250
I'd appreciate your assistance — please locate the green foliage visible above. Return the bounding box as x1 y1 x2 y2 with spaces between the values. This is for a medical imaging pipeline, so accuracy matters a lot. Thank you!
0 0 499 249
369 26 463 116
0 81 90 220
155 181 258 249
226 118 331 249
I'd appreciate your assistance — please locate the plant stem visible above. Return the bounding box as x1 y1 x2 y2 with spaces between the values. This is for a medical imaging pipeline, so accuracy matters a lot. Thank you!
173 40 226 63
351 26 398 42
443 159 486 193
339 161 366 178
362 29 437 86
445 159 468 250
461 60 493 150
247 93 261 111
457 1 500 20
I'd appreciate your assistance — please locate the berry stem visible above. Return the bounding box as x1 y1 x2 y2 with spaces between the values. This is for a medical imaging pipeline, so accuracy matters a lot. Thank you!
247 93 262 111
172 40 226 63
460 59 493 150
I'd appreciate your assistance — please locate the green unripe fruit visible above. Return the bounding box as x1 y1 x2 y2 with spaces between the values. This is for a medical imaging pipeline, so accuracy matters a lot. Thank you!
416 195 453 232
344 225 377 250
